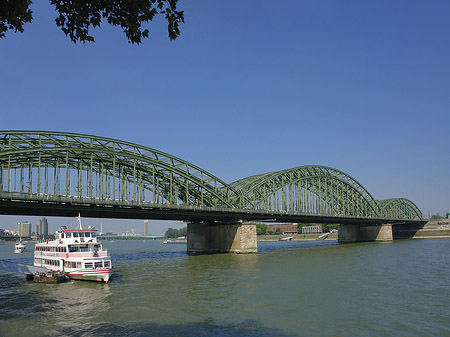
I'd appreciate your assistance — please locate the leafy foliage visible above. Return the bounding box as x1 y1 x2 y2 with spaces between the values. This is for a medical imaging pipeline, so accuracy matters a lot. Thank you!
165 226 186 239
0 0 184 43
322 224 338 233
255 223 266 235
0 0 33 38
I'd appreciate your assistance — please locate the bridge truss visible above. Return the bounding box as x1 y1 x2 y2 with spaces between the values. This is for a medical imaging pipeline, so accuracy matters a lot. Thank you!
0 131 422 221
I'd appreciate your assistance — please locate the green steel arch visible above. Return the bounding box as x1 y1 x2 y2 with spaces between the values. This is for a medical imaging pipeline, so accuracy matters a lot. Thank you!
230 166 381 217
377 198 423 220
0 131 423 221
0 131 245 208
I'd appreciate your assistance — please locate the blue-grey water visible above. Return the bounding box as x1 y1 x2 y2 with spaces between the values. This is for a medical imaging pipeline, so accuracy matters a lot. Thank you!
0 238 449 336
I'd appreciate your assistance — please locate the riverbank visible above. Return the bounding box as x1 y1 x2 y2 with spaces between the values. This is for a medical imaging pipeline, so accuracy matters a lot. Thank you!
258 220 450 241
412 219 450 239
258 233 338 241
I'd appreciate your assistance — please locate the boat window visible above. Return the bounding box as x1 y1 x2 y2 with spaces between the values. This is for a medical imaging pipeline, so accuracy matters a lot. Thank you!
61 233 65 238
104 261 110 268
85 262 93 269
85 232 91 238
66 232 72 238
69 245 79 252
91 233 96 238
73 232 79 238
94 262 102 269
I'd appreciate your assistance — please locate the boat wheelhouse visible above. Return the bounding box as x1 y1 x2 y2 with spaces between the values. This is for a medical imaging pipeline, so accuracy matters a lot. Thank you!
14 242 26 253
33 216 113 283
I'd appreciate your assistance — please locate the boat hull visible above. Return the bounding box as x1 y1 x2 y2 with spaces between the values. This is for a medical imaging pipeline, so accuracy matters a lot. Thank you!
66 269 114 283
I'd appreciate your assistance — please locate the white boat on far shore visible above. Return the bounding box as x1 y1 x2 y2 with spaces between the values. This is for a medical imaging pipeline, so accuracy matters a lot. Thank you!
14 242 27 253
163 237 187 244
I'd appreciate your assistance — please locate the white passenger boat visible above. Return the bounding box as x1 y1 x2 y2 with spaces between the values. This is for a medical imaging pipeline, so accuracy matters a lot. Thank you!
163 238 187 244
33 215 113 283
14 242 27 253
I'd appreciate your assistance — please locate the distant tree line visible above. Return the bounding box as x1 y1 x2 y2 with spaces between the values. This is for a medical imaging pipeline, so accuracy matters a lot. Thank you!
431 213 449 220
164 226 187 239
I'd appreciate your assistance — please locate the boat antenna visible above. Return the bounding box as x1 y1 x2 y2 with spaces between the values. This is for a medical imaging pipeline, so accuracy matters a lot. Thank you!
77 213 83 229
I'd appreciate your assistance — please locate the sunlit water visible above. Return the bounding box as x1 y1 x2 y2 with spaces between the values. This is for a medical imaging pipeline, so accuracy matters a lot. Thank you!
0 239 449 336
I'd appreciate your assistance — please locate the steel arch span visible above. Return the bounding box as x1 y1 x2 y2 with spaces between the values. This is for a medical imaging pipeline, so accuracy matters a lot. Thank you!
230 165 382 217
0 131 245 209
231 166 423 220
0 131 423 221
377 198 423 220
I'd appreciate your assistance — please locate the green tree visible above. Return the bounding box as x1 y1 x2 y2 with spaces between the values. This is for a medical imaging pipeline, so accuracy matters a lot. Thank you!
297 223 305 234
0 0 184 43
164 226 187 239
255 223 266 236
178 226 187 238
164 227 177 239
322 224 338 233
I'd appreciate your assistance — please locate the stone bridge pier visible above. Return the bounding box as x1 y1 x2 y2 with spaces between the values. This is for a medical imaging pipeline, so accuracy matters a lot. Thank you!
187 221 258 254
338 223 393 243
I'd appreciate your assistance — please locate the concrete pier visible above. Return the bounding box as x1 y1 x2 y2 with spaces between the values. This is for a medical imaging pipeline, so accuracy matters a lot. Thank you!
187 221 258 254
338 224 393 243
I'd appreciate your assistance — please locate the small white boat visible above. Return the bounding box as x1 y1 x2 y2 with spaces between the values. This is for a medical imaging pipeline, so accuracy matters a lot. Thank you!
163 239 187 244
317 232 330 240
14 242 27 253
33 214 113 283
278 236 293 241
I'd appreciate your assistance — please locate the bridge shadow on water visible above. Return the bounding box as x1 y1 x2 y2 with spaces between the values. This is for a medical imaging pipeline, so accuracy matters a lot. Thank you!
111 251 188 261
258 240 338 252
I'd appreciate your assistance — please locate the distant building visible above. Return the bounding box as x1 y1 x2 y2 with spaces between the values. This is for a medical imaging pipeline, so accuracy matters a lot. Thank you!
302 224 323 234
144 220 149 235
36 217 48 236
18 221 31 237
265 224 298 235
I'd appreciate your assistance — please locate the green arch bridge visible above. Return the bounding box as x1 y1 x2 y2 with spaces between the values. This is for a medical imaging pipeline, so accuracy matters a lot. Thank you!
0 131 425 252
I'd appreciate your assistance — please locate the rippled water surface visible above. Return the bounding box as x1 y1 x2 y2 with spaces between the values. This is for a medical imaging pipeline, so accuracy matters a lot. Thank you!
0 239 449 336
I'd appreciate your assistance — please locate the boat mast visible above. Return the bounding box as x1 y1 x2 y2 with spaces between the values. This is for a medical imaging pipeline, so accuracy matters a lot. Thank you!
77 213 83 230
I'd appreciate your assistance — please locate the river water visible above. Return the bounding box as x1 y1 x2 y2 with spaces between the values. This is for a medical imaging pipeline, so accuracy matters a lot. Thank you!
0 238 449 336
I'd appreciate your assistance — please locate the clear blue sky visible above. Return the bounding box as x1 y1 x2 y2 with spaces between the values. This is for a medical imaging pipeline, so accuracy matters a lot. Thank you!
1 0 449 233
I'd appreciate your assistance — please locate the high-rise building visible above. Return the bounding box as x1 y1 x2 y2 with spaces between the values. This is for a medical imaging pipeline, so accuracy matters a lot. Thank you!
36 217 48 236
18 221 31 237
144 220 149 235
